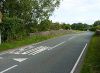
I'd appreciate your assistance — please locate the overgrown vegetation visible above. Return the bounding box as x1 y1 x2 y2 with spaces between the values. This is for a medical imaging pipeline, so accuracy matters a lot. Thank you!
71 23 89 31
0 0 100 53
81 34 100 73
0 0 61 42
0 30 77 52
0 35 51 51
89 20 100 31
1 0 98 43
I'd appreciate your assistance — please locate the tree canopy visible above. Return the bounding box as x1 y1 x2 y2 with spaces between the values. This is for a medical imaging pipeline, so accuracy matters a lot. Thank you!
93 20 100 27
71 23 89 31
0 0 61 42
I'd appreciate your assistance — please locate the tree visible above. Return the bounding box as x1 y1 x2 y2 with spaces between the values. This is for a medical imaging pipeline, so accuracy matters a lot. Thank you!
39 20 52 31
0 0 4 23
32 0 60 24
93 20 100 27
0 0 61 42
71 23 88 31
1 0 60 26
62 23 70 30
0 11 2 23
95 25 100 30
89 20 100 31
50 22 61 30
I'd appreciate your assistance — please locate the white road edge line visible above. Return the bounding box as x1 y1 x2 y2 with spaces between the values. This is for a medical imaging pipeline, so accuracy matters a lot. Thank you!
70 43 87 73
0 65 18 73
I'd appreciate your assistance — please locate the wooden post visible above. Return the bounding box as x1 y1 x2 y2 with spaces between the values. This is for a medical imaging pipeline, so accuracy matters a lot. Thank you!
0 11 2 44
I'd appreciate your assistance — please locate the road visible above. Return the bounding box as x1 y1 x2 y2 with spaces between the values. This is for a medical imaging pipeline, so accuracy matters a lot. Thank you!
0 32 93 73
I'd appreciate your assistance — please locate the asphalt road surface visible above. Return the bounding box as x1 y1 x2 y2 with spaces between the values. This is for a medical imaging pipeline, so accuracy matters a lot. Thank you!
0 32 93 73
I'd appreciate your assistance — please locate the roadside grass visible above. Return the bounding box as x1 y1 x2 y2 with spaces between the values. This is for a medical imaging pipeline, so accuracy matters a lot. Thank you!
0 30 80 52
80 34 100 73
0 35 51 51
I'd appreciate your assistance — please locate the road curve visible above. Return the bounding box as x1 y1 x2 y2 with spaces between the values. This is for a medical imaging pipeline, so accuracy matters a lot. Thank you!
0 32 93 73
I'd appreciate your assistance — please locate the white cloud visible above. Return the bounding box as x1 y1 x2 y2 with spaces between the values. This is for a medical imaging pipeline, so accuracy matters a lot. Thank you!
50 0 100 24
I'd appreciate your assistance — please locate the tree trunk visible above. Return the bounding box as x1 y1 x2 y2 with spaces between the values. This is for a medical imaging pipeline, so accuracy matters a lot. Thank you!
0 11 2 23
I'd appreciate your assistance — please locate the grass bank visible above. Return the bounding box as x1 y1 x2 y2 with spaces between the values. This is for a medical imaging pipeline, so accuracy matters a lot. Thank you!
0 35 52 52
80 34 100 73
0 30 79 52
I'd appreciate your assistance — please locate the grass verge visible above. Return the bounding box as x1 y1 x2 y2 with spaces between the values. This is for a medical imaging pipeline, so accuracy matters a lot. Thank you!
80 34 100 73
0 35 52 52
0 30 79 52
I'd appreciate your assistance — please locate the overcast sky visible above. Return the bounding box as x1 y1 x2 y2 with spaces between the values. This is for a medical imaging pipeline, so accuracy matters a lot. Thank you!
50 0 100 24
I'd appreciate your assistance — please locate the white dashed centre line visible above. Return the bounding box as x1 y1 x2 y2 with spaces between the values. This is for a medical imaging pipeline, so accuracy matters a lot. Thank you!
0 65 18 73
0 57 3 59
48 41 66 50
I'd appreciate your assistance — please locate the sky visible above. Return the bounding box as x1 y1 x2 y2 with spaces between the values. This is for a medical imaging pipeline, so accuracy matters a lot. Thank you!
50 0 100 25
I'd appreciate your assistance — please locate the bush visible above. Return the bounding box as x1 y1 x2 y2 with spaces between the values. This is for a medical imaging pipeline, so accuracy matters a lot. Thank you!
38 20 52 31
89 26 100 31
89 27 96 31
96 25 100 30
0 17 28 42
62 24 70 30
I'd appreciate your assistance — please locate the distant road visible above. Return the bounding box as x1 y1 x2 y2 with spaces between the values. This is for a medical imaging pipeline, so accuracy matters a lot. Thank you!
0 32 93 73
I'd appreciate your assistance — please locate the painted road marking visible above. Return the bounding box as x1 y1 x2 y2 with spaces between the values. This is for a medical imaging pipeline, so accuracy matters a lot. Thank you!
22 46 48 55
0 65 18 73
0 41 66 56
13 58 28 62
70 43 87 73
0 36 75 56
48 41 66 50
0 53 6 56
0 34 77 56
0 57 3 59
68 36 75 40
29 46 48 55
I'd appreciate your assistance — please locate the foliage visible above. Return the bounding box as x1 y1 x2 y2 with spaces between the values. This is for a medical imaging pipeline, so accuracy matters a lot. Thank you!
0 17 28 42
89 27 96 31
0 30 76 51
93 20 100 27
0 0 61 42
32 0 60 23
81 35 100 73
90 21 100 31
61 23 70 30
50 22 61 30
71 23 89 31
39 20 52 31
95 25 100 30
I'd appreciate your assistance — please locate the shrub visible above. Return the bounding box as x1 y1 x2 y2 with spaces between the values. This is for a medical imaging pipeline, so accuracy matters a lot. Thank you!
0 17 28 42
96 25 100 30
89 27 96 31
